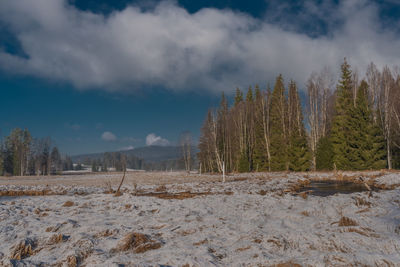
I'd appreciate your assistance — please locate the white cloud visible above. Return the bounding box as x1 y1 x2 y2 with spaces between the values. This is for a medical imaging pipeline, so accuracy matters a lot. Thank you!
0 0 399 92
118 145 134 151
146 133 169 146
101 131 117 141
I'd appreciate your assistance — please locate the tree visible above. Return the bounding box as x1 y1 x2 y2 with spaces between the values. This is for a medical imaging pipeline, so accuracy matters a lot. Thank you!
50 147 61 174
316 137 334 170
330 58 355 170
180 131 193 173
269 75 288 171
351 80 386 169
287 81 311 171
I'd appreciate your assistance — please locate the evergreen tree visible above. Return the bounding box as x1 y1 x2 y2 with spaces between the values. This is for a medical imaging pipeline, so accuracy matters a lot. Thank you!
234 88 243 106
269 75 288 171
287 81 311 171
330 58 355 170
351 80 386 169
253 85 268 171
316 137 334 170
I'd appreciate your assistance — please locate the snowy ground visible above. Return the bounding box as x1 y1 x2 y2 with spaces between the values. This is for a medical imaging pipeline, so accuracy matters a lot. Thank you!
0 171 400 266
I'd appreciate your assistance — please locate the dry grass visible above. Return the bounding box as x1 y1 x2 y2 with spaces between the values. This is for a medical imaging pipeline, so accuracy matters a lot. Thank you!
300 211 310 217
193 239 208 246
0 189 62 197
253 238 262 244
112 232 162 253
94 229 117 238
354 197 371 207
155 185 167 192
62 201 74 207
137 191 214 200
47 233 68 245
236 246 251 252
177 229 197 236
66 255 77 267
338 216 358 227
273 261 303 267
10 239 36 260
341 227 379 238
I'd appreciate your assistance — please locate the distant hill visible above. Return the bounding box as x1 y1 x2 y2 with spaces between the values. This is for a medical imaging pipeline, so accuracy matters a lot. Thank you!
71 145 198 164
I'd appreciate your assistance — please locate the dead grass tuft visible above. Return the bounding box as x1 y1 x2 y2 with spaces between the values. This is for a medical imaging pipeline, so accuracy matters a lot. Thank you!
138 191 213 200
94 229 118 238
112 232 161 253
10 238 36 260
155 185 167 192
236 246 251 252
253 238 262 244
354 197 371 207
177 229 197 236
301 211 310 217
66 255 77 267
62 201 74 207
338 216 358 227
193 239 208 246
258 190 267 196
0 189 61 197
273 261 303 267
113 191 123 197
48 233 68 245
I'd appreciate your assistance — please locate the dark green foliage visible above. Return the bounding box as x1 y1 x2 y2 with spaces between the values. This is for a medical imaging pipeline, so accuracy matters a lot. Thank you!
238 152 250 172
330 58 355 170
351 80 386 170
287 81 311 171
316 137 334 170
269 75 288 171
253 85 268 171
234 88 243 106
288 134 311 171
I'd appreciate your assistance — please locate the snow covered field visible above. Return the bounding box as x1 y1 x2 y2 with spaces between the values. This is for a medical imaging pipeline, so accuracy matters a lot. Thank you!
0 171 400 266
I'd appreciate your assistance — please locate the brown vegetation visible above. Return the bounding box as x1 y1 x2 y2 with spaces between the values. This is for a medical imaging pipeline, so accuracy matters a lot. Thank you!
62 201 75 207
112 232 162 253
338 216 358 226
10 239 36 260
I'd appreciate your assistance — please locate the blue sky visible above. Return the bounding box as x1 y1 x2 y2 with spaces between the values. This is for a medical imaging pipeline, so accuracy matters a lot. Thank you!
0 0 399 155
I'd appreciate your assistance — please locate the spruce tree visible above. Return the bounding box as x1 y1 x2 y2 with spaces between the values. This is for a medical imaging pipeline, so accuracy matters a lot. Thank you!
234 88 243 106
269 75 288 171
316 137 334 170
287 81 311 171
352 80 386 169
330 58 355 170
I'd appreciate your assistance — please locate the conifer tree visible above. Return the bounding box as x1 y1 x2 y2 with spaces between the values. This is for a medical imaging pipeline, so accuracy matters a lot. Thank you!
287 81 311 171
269 75 288 171
234 88 243 106
351 80 386 169
316 137 334 170
330 58 355 170
253 85 268 171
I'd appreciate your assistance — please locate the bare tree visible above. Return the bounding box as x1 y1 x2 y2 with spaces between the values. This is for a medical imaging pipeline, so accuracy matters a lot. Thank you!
366 62 381 124
306 67 334 170
179 131 192 173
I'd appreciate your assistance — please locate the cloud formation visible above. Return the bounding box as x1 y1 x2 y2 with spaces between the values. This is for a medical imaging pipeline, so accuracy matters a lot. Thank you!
0 0 399 92
146 133 169 146
101 131 117 141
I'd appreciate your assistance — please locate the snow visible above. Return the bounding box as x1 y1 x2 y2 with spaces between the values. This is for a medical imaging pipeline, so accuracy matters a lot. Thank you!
0 172 399 266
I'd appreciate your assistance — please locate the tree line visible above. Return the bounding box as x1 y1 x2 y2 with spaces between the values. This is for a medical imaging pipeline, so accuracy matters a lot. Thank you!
0 128 74 176
198 59 400 173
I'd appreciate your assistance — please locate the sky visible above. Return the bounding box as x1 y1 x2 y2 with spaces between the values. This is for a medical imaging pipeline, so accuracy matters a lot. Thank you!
0 0 399 155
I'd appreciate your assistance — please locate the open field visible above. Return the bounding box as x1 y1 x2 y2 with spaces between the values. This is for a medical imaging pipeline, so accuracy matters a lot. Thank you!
0 171 400 266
